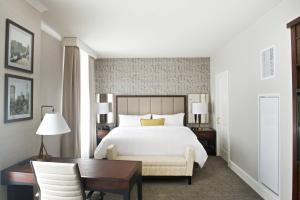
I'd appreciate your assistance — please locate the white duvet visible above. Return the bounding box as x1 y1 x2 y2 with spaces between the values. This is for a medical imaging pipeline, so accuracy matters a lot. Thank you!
94 126 208 167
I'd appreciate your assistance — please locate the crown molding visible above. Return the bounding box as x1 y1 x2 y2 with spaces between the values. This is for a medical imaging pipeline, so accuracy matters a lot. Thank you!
41 21 62 41
62 37 98 58
25 0 48 13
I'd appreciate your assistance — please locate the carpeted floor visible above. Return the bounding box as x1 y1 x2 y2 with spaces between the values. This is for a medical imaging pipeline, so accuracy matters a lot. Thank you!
92 156 263 200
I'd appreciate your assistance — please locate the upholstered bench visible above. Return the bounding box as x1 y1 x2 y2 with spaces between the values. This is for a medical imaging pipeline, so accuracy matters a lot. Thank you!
106 144 195 184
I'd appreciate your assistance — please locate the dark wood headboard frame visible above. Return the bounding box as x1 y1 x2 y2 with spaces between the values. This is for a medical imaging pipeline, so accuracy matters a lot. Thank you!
115 95 187 126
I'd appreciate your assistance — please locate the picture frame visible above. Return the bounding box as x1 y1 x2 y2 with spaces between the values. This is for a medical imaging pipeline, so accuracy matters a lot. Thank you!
5 19 34 73
4 74 33 123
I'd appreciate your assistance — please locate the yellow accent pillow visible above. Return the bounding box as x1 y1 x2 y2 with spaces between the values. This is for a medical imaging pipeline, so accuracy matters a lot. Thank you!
140 118 165 126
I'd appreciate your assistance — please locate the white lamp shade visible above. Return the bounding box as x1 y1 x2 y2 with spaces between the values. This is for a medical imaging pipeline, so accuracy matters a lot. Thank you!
97 103 110 114
36 113 71 136
192 102 208 114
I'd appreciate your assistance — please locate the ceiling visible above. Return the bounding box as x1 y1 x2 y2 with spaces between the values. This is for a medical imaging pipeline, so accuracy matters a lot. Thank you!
40 0 282 58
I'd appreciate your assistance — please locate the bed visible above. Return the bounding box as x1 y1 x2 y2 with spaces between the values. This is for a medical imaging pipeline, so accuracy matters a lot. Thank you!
94 95 208 183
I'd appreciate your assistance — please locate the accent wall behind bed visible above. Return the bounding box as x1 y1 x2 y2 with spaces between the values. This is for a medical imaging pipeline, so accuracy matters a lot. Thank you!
94 57 210 95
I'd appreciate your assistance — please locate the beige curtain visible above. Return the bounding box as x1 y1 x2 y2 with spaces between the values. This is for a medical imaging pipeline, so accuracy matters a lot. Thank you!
61 46 81 158
89 56 97 157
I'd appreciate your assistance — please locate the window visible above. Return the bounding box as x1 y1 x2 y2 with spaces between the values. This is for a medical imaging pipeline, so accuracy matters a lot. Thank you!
80 49 90 158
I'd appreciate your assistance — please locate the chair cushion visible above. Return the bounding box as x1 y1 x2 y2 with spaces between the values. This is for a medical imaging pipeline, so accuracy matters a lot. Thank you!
116 155 186 166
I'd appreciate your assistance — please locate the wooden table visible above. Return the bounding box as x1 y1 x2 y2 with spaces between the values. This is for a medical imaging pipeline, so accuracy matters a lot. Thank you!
1 157 142 200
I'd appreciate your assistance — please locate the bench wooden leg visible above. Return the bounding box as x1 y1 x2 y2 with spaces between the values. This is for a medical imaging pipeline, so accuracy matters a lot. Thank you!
187 176 192 185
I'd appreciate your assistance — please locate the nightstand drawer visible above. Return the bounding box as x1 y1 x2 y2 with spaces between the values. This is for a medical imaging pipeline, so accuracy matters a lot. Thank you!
196 132 215 140
189 127 216 155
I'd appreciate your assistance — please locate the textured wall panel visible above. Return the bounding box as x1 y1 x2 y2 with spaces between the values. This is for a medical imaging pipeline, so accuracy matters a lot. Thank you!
127 98 139 115
139 97 151 114
162 97 174 114
95 57 210 95
150 97 162 114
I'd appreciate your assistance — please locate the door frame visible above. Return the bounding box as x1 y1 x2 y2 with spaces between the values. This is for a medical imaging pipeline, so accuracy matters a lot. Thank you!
215 70 230 161
287 16 300 200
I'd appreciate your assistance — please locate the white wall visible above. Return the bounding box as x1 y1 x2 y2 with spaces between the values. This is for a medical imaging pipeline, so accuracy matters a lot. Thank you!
40 31 63 157
0 1 63 199
0 0 41 198
211 0 300 199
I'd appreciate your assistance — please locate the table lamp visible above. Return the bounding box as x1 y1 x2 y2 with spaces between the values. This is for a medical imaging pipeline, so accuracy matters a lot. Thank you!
97 102 110 115
192 102 208 130
36 113 71 160
97 102 111 129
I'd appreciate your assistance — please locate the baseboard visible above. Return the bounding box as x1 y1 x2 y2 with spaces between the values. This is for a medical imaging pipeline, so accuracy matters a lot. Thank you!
220 148 228 162
228 160 279 200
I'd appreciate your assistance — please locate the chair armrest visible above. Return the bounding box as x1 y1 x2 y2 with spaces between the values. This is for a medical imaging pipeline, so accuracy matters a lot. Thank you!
106 144 118 160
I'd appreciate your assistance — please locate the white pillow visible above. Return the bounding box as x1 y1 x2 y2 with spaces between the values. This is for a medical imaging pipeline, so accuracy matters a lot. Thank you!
118 114 151 127
152 113 185 126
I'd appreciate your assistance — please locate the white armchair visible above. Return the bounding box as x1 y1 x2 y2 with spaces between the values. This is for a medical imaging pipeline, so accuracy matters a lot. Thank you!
32 161 93 200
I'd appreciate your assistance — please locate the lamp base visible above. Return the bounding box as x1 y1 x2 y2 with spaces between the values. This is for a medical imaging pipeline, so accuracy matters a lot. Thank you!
32 154 51 161
198 114 202 131
34 136 51 161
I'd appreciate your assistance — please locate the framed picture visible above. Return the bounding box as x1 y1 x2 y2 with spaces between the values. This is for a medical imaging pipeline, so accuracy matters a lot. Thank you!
5 19 34 73
4 74 33 123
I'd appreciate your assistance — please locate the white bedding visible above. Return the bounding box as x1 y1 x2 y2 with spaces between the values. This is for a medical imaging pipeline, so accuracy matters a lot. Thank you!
94 126 208 167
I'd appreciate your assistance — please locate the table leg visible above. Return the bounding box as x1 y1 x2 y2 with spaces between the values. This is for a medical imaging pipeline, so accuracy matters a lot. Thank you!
123 191 130 200
7 185 33 200
137 176 142 200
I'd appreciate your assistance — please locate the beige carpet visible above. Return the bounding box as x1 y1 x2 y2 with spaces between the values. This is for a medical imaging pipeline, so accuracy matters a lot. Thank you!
92 156 263 200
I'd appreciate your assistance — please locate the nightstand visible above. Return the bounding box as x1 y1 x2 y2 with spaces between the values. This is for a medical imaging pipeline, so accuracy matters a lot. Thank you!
190 127 216 155
97 129 109 145
96 124 115 145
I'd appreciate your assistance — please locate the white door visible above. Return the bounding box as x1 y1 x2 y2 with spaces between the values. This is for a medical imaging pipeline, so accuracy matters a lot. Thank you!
215 71 229 161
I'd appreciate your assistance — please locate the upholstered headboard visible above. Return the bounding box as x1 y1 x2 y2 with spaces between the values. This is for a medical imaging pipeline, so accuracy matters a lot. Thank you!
115 95 187 125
